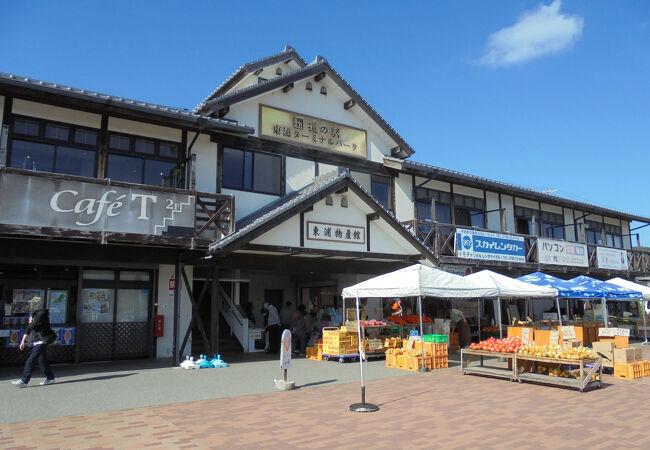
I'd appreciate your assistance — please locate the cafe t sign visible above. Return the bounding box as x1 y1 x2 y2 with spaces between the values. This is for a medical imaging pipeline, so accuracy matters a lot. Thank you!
0 171 195 236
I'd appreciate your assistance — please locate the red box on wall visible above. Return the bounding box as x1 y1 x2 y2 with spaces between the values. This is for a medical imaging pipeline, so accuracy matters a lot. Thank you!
154 315 164 337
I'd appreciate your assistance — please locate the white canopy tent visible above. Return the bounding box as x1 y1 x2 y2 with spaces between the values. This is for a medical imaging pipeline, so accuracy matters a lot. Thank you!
462 270 559 339
607 277 650 344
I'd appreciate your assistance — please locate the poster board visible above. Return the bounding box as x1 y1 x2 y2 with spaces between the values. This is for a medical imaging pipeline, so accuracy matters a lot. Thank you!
11 289 44 314
549 330 560 346
599 327 630 337
521 327 531 344
47 290 68 324
560 326 576 340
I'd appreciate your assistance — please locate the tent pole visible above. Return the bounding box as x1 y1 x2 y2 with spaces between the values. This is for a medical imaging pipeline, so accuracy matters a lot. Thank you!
642 300 649 345
418 295 428 372
497 296 503 339
478 298 481 342
556 297 563 327
349 296 378 412
602 298 607 327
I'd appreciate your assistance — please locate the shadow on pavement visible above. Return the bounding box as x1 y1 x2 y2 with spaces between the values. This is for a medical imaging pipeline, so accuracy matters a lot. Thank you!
54 373 136 384
296 379 337 389
377 387 438 406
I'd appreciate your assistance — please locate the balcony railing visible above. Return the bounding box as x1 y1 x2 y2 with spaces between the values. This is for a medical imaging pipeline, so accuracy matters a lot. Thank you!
0 167 234 248
401 219 650 275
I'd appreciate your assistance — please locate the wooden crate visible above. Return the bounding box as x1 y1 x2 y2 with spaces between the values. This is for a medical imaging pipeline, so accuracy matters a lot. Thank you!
433 343 448 357
643 360 650 377
396 355 406 369
386 354 397 368
614 362 644 380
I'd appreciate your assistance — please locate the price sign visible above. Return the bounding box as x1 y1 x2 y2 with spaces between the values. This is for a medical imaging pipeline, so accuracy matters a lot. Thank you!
549 330 559 346
615 328 631 337
599 327 616 337
406 338 415 350
521 327 531 344
560 326 576 340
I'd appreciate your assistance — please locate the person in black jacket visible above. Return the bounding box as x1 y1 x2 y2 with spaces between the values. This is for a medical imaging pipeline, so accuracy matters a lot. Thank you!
12 296 57 387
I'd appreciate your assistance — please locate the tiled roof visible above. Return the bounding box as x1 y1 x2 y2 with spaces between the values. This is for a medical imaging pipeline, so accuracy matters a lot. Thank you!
199 55 414 157
209 171 437 262
194 45 307 113
0 72 254 135
397 157 650 223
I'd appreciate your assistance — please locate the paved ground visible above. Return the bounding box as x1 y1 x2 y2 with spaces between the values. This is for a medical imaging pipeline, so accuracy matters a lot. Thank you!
2 345 650 449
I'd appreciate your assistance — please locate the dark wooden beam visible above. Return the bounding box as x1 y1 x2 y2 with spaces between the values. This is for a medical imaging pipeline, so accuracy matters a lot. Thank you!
391 146 402 157
314 72 326 82
217 106 229 117
253 68 263 75
344 99 355 110
282 83 294 93
302 205 313 213
335 187 348 194
367 213 380 221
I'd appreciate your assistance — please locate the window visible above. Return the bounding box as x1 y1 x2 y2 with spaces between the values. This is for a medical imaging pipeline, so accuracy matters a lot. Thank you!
415 188 451 223
584 220 603 245
222 147 282 195
371 175 392 211
604 223 622 248
106 133 180 187
8 116 98 177
541 211 565 240
515 206 541 235
455 194 485 228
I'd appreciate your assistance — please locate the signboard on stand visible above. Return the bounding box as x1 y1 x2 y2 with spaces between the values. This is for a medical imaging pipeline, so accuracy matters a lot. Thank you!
280 329 292 370
455 229 525 263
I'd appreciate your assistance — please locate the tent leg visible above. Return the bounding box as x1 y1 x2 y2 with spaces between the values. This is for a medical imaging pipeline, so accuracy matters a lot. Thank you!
497 296 503 339
349 296 378 412
602 298 607 327
418 295 428 372
556 297 563 327
478 298 481 342
642 300 649 345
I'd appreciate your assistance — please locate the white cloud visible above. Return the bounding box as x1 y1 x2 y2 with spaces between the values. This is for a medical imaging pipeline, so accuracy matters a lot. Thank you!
478 1 584 68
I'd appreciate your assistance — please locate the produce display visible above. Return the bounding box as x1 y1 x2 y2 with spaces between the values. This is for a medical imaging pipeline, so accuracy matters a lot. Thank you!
359 319 389 326
518 344 593 360
386 315 433 325
469 337 524 353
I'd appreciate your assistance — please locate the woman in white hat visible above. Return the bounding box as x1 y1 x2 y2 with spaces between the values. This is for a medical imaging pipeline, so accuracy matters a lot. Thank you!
12 296 57 387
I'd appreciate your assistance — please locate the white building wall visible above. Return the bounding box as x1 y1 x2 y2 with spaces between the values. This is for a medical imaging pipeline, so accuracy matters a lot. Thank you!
13 99 101 128
541 203 563 214
192 134 218 193
622 221 632 249
223 189 279 221
156 264 193 359
453 184 483 199
485 191 501 231
224 78 398 164
108 117 182 142
604 216 621 225
250 215 301 247
286 157 315 192
501 194 515 233
395 172 414 222
514 197 539 210
419 179 450 192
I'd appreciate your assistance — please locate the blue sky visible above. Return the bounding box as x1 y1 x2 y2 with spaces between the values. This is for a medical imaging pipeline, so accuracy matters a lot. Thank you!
2 1 649 244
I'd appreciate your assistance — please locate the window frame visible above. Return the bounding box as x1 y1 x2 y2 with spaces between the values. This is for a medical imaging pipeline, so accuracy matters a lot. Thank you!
370 174 393 212
106 131 181 187
8 114 99 178
454 193 485 228
220 146 284 196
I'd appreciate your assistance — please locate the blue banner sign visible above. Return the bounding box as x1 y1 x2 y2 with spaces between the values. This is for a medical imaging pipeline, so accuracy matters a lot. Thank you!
455 229 526 263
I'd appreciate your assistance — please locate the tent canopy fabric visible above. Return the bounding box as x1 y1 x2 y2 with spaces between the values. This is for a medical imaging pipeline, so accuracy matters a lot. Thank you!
341 264 494 299
607 278 650 300
517 272 601 299
463 270 557 298
569 275 642 300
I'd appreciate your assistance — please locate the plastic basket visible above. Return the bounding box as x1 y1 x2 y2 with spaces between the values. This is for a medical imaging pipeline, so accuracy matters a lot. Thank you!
423 334 448 343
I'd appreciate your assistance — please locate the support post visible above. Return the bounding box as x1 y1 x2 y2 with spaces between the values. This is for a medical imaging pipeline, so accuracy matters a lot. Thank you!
602 298 607 327
642 300 649 345
211 264 219 355
418 295 428 372
172 255 182 366
497 296 503 339
556 297 563 327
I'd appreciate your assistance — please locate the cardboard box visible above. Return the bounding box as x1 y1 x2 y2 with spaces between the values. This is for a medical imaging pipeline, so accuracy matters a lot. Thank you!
600 335 629 349
563 339 580 348
614 347 642 364
592 341 614 367
534 329 550 346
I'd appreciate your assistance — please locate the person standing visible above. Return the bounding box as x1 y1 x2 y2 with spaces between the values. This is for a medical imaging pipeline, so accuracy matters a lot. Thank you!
291 304 310 356
12 296 57 387
263 301 282 353
280 301 294 330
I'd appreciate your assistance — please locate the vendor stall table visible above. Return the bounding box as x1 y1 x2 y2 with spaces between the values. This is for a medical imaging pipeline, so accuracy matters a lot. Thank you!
461 349 603 392
515 355 602 392
460 349 516 381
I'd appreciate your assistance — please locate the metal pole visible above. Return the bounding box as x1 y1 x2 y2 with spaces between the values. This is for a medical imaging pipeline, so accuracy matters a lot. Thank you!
556 297 563 327
418 295 428 372
478 298 481 342
356 297 364 390
642 300 649 345
497 296 503 339
172 254 182 366
602 298 607 327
